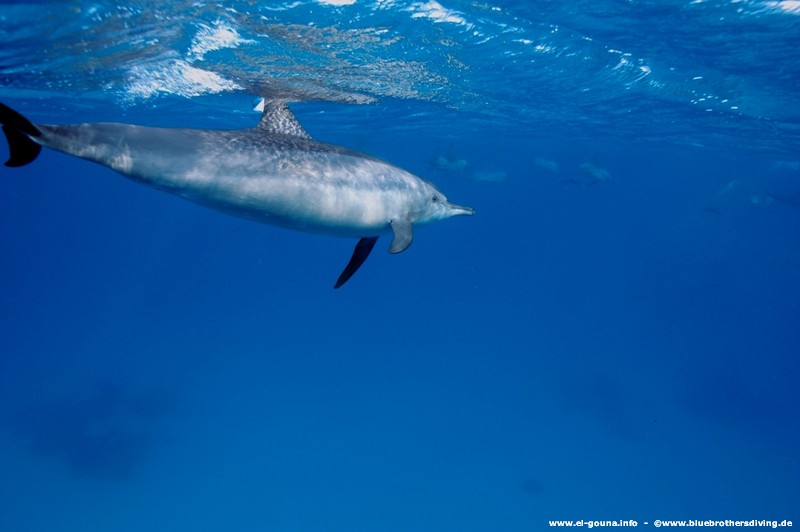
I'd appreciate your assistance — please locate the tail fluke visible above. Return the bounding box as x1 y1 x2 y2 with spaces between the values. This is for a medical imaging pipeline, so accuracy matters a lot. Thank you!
0 103 42 167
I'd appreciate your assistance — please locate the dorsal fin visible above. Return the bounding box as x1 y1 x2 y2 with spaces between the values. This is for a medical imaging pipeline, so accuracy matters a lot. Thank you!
256 100 311 139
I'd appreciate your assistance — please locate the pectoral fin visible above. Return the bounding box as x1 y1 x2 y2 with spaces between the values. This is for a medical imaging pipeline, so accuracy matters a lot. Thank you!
389 219 413 254
334 236 379 289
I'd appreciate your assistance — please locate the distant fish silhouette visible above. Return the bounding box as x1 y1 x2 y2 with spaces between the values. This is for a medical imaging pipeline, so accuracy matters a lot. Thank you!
11 381 173 480
534 156 559 172
704 178 739 213
431 145 469 174
471 170 507 182
432 154 468 172
771 160 800 172
748 193 774 207
705 179 798 213
563 162 612 185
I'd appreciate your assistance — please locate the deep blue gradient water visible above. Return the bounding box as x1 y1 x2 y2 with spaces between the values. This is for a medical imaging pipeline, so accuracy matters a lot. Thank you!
1 1 799 530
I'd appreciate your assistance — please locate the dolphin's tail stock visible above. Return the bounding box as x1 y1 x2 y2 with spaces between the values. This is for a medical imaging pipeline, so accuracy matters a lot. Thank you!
0 103 42 168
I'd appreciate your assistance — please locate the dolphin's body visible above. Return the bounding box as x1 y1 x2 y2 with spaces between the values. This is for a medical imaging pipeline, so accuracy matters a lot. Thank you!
0 102 473 287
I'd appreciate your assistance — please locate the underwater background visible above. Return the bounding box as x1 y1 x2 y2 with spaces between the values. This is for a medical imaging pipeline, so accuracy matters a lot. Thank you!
1 1 799 530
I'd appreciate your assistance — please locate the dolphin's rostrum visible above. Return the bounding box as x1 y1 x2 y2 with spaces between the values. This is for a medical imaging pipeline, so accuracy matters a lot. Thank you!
0 101 473 287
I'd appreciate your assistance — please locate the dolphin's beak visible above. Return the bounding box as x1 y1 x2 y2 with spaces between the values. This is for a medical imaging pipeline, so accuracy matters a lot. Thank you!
445 201 475 216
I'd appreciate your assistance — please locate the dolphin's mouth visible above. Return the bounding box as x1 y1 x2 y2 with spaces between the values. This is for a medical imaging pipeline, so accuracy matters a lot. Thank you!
445 201 475 216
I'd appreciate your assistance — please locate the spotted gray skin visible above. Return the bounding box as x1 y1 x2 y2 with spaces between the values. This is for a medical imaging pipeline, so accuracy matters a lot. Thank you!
0 101 474 287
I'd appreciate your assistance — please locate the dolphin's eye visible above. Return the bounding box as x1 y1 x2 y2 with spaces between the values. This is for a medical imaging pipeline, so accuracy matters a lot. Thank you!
432 196 439 203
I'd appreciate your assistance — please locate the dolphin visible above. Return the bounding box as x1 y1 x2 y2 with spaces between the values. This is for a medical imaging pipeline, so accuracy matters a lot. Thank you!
0 101 474 288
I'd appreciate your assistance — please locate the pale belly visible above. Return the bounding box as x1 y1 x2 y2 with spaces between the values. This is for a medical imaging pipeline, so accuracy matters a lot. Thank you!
177 174 402 238
143 144 416 238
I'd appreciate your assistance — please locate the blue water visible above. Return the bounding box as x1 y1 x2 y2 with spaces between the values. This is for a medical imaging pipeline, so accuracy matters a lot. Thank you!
1 1 799 530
